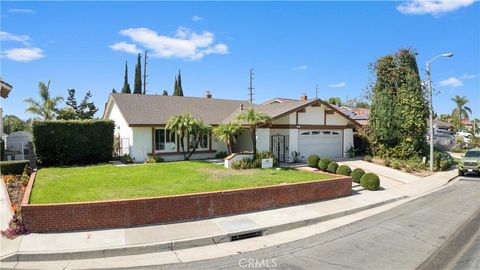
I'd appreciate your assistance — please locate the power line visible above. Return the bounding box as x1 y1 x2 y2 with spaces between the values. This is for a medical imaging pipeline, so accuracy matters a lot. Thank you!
248 68 254 103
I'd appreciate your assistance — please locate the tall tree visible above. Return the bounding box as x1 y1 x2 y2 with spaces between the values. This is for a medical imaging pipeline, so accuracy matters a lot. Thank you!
162 90 168 96
58 89 98 120
133 53 142 94
235 108 271 158
213 122 241 154
2 115 29 134
24 81 63 120
173 70 184 96
451 95 472 129
121 61 131 94
327 97 342 106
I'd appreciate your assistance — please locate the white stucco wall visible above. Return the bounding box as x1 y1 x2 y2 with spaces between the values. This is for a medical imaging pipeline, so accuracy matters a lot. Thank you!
326 113 350 125
107 102 133 155
297 106 325 125
212 137 228 153
131 127 152 162
289 129 299 155
234 129 253 152
256 128 270 152
343 128 354 156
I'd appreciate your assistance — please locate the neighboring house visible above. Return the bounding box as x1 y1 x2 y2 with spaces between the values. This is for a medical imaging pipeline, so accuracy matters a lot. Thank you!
1 80 13 147
5 131 33 161
462 119 473 130
103 93 359 162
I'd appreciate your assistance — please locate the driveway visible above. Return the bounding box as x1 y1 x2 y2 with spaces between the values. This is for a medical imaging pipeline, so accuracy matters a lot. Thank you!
338 160 422 189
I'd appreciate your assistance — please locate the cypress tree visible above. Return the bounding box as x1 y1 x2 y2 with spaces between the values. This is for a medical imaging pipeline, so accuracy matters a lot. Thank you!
162 90 168 96
134 53 142 94
177 70 184 96
173 76 179 96
121 61 131 94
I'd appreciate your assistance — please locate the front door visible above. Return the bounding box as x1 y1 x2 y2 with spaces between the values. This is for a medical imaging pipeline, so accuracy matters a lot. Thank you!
271 135 289 162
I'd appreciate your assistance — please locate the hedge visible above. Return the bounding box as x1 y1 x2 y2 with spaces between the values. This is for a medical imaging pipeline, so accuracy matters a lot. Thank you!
360 173 380 191
33 120 114 166
318 158 332 171
336 165 352 176
0 160 29 175
307 155 320 168
327 161 339 174
351 168 365 183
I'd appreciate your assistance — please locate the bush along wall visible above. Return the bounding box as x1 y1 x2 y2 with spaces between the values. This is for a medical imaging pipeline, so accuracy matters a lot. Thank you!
0 160 29 175
33 120 115 166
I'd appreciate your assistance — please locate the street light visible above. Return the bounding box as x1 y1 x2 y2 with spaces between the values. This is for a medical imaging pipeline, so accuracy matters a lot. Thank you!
427 53 454 171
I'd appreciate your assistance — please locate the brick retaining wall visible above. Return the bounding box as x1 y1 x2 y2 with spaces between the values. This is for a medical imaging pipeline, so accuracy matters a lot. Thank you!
21 173 352 232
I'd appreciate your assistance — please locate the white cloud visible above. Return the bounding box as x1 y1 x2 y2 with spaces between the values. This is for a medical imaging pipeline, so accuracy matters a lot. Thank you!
397 0 475 15
2 47 45 62
192 15 203 21
9 8 35 14
291 65 308 71
328 82 347 88
460 73 477 79
111 27 228 60
109 42 141 54
439 77 463 87
0 31 30 46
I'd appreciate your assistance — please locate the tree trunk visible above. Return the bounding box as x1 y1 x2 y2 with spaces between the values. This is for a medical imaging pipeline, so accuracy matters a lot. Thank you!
180 134 187 160
186 135 201 160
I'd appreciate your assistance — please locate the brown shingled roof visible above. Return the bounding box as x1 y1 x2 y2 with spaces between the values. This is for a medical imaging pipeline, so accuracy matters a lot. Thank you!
108 93 250 125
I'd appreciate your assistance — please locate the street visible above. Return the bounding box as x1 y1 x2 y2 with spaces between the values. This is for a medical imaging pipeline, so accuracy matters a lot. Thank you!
154 177 480 270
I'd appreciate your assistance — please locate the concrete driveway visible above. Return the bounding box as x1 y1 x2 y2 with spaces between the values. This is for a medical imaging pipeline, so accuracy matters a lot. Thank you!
338 160 422 189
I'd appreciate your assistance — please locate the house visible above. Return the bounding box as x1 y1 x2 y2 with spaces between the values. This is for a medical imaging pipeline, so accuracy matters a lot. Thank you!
103 93 360 162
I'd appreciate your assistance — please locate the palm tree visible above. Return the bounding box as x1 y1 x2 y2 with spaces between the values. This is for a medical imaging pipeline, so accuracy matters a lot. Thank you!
235 108 271 158
451 95 472 129
24 81 64 120
213 121 241 154
165 113 211 160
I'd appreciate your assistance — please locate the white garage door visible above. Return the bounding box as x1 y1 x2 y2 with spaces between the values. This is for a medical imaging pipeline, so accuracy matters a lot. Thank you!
298 130 343 158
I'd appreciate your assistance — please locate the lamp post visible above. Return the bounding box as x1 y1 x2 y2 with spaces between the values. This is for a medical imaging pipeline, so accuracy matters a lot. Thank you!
427 53 454 171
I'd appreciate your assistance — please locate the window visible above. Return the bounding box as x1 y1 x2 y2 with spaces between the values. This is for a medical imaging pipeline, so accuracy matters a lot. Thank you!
189 133 209 150
332 131 340 135
322 131 331 135
311 131 320 135
300 131 310 136
155 129 176 152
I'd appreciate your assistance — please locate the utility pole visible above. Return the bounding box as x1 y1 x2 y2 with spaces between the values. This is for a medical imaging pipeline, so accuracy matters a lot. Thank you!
248 68 254 103
315 84 319 99
143 50 148 94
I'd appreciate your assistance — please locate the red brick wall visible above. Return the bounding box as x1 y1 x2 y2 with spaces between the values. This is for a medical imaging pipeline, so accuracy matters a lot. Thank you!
22 175 352 233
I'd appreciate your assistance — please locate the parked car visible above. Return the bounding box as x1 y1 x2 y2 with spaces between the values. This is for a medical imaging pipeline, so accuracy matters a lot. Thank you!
458 148 480 176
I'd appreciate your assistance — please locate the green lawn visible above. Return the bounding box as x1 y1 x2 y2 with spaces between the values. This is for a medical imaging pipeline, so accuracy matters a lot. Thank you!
30 161 334 204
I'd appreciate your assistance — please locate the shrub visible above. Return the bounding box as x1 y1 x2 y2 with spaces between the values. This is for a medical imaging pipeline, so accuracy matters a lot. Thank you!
291 151 301 163
360 173 380 191
21 173 29 187
215 151 228 159
451 147 464 153
384 159 391 167
1 214 29 239
433 151 453 171
145 155 164 163
121 154 134 164
346 146 355 158
33 120 114 166
255 151 277 167
391 160 401 170
363 155 372 162
232 157 256 170
353 133 370 155
0 160 29 175
327 161 339 174
336 165 352 176
318 158 332 171
307 155 321 168
351 168 365 183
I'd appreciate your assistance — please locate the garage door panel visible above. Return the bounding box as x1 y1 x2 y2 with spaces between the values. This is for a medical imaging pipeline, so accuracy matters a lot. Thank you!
298 130 342 158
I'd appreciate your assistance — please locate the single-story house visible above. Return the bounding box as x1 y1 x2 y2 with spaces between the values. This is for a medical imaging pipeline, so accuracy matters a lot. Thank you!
103 93 360 162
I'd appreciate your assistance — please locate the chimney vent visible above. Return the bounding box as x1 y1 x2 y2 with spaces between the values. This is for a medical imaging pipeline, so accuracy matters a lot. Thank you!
205 90 212 99
300 93 308 101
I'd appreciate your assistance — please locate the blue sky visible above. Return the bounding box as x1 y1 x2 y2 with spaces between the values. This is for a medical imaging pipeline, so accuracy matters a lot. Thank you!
1 1 479 120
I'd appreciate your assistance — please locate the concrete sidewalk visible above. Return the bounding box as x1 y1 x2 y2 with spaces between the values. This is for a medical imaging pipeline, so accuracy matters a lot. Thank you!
0 167 458 267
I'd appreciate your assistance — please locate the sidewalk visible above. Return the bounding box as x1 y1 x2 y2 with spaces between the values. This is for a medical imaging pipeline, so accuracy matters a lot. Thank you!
0 167 458 266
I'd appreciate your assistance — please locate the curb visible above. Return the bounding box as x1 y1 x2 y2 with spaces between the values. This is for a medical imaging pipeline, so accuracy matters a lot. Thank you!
0 195 407 263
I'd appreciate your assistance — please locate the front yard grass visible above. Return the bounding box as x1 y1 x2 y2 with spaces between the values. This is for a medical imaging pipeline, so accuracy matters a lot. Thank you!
30 161 334 204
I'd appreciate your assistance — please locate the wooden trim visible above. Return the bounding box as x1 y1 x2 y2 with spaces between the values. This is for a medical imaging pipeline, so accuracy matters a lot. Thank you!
324 111 327 125
295 112 298 125
272 100 322 121
148 150 216 156
209 132 212 151
325 110 334 115
129 124 166 127
311 102 321 107
297 108 306 113
269 124 350 129
341 129 344 158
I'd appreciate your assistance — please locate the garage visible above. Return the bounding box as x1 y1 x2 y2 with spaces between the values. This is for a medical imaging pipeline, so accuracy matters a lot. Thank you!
298 130 343 158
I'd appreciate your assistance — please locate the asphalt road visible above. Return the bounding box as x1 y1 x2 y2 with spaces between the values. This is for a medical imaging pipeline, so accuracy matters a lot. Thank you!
152 177 480 270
